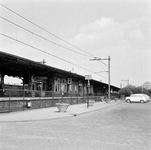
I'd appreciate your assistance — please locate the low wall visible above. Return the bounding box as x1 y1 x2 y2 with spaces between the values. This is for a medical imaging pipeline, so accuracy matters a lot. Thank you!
0 96 103 113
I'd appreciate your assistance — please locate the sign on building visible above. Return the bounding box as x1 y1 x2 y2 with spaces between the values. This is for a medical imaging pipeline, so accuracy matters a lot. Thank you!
85 75 92 80
67 78 72 84
85 75 92 87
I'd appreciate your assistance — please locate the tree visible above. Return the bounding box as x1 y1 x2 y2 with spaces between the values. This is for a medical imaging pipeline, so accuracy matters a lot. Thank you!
119 83 151 97
119 85 133 97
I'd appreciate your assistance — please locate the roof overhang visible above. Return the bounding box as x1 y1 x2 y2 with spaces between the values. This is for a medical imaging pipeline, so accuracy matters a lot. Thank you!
0 51 119 90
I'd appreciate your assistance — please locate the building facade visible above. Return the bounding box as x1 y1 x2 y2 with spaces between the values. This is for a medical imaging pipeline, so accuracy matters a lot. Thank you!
0 51 119 98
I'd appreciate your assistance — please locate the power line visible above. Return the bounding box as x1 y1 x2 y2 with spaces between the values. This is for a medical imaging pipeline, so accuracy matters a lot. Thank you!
0 3 110 70
0 32 106 79
90 57 122 86
111 70 123 81
0 3 123 84
0 16 108 80
0 15 110 76
0 3 109 67
0 16 91 57
0 3 93 57
90 56 111 99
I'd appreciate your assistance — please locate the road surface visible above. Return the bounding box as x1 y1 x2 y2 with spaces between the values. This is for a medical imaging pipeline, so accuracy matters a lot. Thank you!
0 101 151 150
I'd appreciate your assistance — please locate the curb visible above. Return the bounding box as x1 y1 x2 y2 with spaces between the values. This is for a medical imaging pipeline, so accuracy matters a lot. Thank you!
71 102 119 117
0 102 119 123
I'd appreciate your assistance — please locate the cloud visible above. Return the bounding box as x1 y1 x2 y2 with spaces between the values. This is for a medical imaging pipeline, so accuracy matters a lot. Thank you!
72 17 115 45
69 16 148 50
128 28 144 40
69 17 124 49
79 17 115 33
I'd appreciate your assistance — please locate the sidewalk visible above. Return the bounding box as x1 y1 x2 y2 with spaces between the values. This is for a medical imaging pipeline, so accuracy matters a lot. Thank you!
0 101 120 122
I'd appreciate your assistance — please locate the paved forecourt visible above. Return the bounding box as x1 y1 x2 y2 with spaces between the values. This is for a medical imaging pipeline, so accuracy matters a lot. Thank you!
0 101 120 122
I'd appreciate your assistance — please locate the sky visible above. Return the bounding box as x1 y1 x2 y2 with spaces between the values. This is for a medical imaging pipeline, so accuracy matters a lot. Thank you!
0 0 151 87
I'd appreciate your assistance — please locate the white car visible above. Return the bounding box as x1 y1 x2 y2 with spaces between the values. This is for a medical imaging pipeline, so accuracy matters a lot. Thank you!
126 94 150 103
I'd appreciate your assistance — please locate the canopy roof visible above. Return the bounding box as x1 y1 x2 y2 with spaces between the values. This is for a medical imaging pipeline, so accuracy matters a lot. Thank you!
0 51 119 91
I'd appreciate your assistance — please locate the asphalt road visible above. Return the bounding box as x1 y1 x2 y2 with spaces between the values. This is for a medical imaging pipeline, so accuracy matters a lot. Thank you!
0 101 151 150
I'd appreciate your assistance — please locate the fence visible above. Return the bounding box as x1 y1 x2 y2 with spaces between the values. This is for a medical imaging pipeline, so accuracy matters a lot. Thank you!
0 89 112 113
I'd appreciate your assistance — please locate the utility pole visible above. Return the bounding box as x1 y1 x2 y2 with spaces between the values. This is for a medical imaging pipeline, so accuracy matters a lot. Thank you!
90 56 111 100
121 79 129 87
85 75 92 108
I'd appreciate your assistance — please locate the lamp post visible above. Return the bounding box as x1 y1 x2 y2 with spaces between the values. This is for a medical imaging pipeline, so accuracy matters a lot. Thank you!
90 56 111 100
85 75 92 108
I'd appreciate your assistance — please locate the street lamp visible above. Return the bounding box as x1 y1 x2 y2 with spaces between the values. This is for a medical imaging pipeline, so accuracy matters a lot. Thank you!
90 56 111 100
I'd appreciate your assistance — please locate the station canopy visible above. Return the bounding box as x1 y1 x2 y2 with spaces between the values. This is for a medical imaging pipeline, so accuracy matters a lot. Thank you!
0 51 119 91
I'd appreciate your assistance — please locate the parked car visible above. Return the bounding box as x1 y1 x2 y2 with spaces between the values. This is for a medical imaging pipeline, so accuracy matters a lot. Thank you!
126 94 150 103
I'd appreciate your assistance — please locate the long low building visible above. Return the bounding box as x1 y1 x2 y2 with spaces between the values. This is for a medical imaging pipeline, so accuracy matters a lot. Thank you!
0 51 119 98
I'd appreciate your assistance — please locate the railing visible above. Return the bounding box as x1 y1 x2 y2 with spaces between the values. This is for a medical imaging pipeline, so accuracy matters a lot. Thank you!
0 89 110 113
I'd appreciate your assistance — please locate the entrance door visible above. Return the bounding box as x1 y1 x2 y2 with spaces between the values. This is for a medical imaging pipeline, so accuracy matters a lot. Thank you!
32 81 46 97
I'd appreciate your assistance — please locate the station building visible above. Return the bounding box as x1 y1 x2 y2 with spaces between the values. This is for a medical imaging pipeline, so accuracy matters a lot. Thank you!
0 51 119 98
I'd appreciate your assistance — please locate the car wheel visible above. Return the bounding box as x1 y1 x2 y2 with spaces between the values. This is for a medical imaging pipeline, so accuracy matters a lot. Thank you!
140 100 144 103
127 99 131 103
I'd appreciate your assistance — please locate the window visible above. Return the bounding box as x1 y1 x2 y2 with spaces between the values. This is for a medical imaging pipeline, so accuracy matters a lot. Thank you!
84 84 87 94
74 83 78 93
54 79 60 93
67 78 72 84
69 84 72 92
42 82 46 91
61 79 67 93
0 74 1 82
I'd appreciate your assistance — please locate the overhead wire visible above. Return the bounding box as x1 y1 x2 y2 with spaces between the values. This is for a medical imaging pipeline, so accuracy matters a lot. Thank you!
0 3 109 67
0 16 108 81
0 16 90 57
0 3 123 84
0 3 93 57
0 32 107 80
